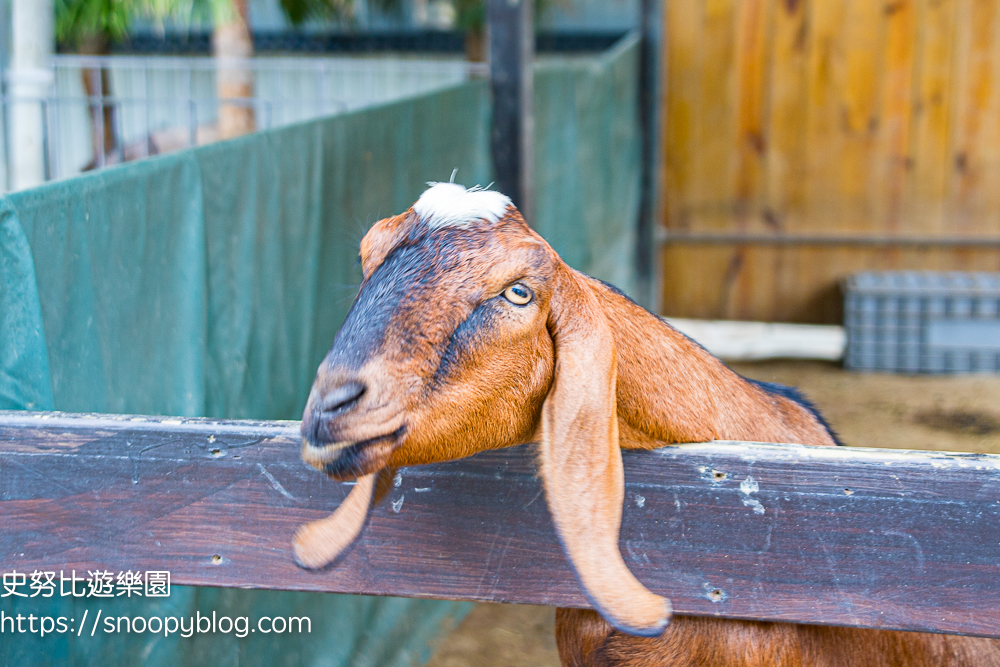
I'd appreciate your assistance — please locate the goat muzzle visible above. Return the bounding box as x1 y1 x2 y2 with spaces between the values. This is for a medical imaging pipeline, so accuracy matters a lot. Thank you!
300 426 404 478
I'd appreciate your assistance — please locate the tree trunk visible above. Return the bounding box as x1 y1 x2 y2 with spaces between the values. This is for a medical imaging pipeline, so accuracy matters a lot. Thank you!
78 32 119 169
465 27 486 63
214 0 255 140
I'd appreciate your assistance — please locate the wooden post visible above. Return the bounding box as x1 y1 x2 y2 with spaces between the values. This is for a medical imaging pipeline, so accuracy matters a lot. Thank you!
635 0 661 311
487 0 534 223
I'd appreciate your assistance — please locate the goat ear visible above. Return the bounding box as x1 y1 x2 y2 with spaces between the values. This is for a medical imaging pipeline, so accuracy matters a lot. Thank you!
292 472 376 569
538 270 671 636
359 212 412 279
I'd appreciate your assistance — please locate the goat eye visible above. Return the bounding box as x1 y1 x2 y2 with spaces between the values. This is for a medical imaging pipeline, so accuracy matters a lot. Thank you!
503 283 533 305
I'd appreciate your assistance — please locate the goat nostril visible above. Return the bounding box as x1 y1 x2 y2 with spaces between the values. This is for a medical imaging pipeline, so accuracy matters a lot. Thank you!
319 381 366 414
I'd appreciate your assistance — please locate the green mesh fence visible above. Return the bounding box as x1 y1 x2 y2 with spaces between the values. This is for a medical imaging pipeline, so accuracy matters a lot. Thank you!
0 35 639 666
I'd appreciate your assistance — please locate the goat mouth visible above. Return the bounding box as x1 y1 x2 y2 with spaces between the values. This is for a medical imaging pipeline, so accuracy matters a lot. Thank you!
301 426 405 472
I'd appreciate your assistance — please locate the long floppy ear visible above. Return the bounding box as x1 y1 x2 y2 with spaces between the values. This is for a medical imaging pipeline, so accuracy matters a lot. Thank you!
538 269 671 636
292 472 377 569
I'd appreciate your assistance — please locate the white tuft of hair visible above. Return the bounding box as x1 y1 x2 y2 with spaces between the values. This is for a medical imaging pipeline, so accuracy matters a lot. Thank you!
413 182 512 229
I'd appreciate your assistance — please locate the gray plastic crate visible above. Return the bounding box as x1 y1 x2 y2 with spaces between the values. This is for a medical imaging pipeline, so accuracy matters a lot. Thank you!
844 271 1000 373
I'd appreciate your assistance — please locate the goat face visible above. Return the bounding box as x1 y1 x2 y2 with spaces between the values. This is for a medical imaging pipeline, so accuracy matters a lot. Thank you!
300 185 556 478
294 183 671 638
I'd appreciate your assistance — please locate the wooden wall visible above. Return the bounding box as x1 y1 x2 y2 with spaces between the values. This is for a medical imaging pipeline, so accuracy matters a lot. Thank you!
659 0 1000 323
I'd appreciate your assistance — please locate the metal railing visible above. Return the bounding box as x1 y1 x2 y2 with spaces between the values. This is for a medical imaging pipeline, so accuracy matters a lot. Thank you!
3 95 353 180
2 54 485 191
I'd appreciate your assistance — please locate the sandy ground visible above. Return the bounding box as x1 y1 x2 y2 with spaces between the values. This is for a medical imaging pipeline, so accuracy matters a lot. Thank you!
427 604 559 667
425 361 1000 667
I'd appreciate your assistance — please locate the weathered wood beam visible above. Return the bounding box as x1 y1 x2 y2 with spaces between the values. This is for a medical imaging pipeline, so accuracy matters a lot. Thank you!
1 411 998 638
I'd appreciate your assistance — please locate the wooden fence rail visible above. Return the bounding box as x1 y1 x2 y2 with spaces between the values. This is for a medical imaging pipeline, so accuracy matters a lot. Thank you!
1 411 998 638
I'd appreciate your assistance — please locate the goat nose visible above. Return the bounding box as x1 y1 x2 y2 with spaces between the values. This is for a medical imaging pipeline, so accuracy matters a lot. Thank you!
319 381 366 414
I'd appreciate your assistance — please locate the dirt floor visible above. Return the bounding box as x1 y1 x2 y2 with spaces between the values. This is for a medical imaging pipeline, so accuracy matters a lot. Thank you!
425 361 1000 667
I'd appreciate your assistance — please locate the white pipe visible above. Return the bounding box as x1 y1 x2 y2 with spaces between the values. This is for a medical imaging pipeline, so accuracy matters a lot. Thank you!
8 0 54 191
665 318 846 362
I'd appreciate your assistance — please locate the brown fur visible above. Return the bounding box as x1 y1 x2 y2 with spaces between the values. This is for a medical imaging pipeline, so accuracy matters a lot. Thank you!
296 199 1000 665
556 610 1000 667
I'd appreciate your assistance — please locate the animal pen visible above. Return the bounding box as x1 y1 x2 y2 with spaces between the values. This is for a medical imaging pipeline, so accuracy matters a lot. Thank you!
0 35 646 664
0 15 999 667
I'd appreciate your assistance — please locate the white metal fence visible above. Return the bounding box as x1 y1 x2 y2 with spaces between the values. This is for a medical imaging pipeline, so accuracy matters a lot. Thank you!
1 54 485 191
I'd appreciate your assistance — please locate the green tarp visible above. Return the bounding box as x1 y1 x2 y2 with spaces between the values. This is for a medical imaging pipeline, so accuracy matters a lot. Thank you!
0 35 640 666
7 80 492 418
0 200 52 410
0 81 489 667
534 34 642 297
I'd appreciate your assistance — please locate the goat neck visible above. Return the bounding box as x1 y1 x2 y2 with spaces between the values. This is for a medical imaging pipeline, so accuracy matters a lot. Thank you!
581 275 837 450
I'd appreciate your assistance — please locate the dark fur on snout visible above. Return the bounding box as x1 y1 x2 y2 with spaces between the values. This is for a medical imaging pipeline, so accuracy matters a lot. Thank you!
321 428 405 478
301 209 554 477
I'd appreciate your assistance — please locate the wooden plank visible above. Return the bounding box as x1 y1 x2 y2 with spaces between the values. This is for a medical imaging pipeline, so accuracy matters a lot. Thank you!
904 0 958 235
661 244 738 319
764 0 809 229
663 318 845 360
662 0 702 232
729 0 773 319
837 0 884 234
732 0 771 225
948 0 1000 234
661 242 1000 323
2 411 999 638
872 0 916 234
693 0 737 223
802 0 847 232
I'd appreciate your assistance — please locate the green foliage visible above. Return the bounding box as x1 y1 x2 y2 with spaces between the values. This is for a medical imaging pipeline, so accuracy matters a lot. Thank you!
55 0 367 47
54 0 566 49
55 0 141 43
454 0 484 33
278 0 403 25
56 0 224 46
279 0 355 24
453 0 565 34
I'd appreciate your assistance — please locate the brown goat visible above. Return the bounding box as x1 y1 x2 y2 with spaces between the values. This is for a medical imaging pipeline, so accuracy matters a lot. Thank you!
293 183 1000 666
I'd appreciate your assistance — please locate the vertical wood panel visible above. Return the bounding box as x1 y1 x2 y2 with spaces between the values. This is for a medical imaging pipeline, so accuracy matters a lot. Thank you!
872 0 917 233
694 0 738 219
659 0 1000 323
904 0 958 235
949 0 1000 232
731 0 774 314
838 0 885 233
734 0 772 221
662 0 703 230
765 0 810 226
802 0 847 230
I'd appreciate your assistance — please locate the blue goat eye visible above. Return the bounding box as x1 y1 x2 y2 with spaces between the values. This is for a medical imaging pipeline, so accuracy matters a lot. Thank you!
503 283 533 305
